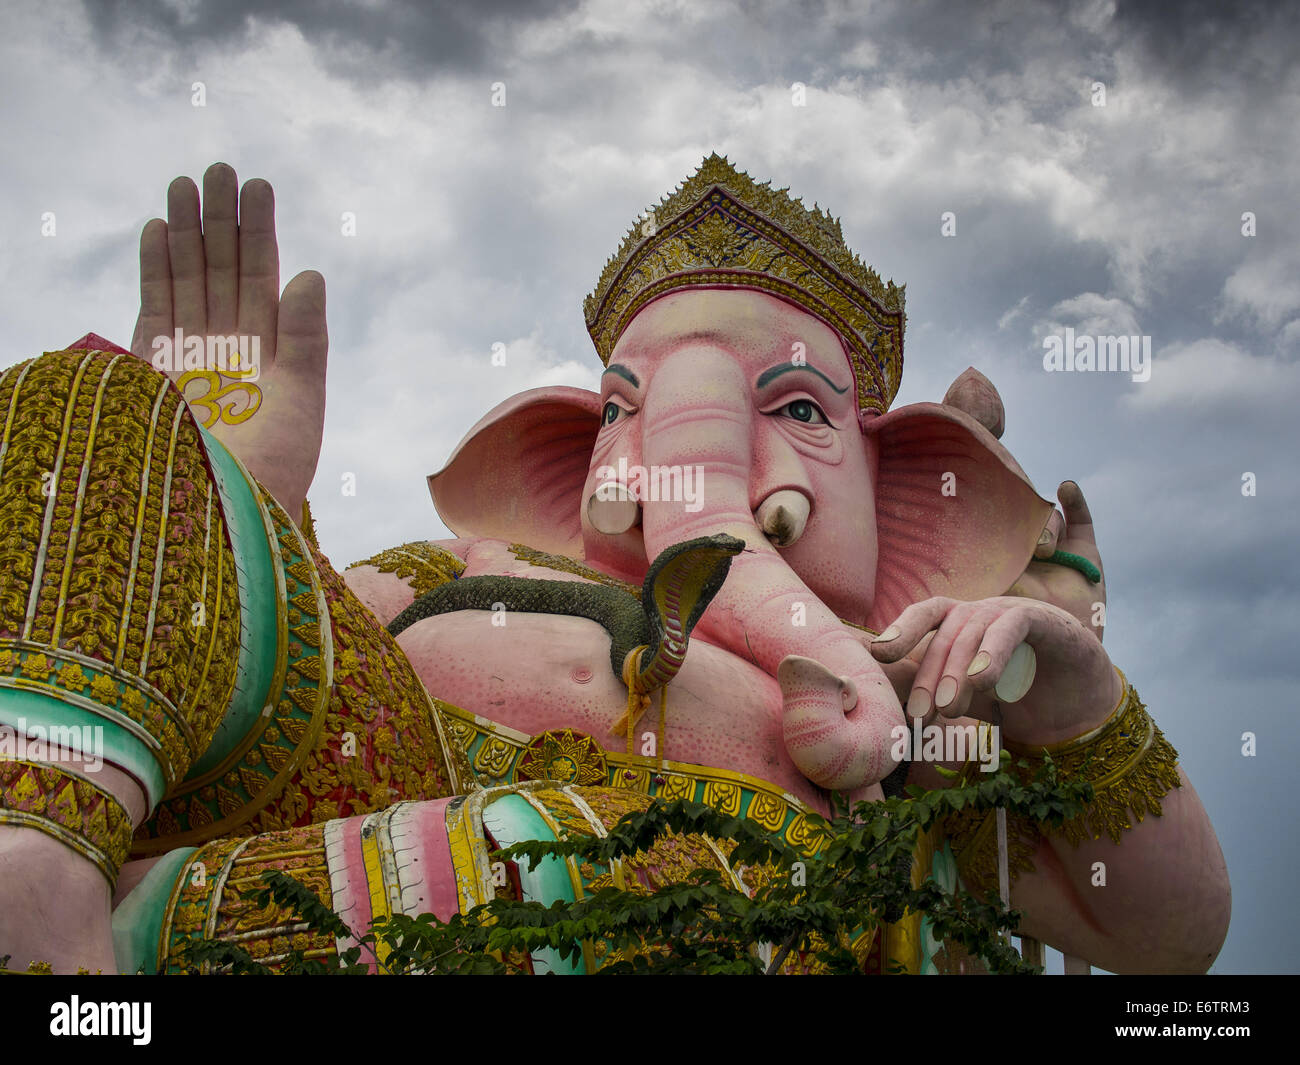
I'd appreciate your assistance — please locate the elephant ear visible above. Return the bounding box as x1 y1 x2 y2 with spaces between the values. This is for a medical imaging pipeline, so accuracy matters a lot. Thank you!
863 402 1054 632
428 386 602 557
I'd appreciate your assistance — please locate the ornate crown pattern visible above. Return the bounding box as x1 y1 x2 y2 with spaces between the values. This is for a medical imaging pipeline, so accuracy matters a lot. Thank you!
583 154 907 414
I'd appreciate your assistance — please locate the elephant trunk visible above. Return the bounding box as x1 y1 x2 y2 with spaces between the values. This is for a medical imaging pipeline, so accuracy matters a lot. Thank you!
638 348 905 790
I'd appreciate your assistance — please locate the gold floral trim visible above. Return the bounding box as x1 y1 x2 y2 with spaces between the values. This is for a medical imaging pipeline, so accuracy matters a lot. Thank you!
0 759 133 886
0 644 188 784
299 499 320 551
158 835 249 971
244 539 458 831
347 541 466 599
433 701 829 857
136 518 459 851
944 800 1039 899
516 728 609 786
158 824 335 974
132 485 331 853
544 783 857 975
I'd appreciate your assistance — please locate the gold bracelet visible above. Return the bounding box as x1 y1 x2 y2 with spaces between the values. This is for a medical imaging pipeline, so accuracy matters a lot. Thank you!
1009 672 1182 846
1005 665 1130 759
0 759 133 886
944 672 1182 891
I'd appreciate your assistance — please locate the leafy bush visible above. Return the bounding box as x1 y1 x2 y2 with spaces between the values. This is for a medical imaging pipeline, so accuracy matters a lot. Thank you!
179 753 1090 976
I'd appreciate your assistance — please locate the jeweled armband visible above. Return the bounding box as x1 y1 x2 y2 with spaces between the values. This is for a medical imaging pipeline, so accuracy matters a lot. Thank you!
945 672 1182 892
1004 670 1182 847
0 760 133 885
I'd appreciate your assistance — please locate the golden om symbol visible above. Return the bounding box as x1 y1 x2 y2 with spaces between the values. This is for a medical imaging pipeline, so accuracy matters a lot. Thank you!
178 368 263 429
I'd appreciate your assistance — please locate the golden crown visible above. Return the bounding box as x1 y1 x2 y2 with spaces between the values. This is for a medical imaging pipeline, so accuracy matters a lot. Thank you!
583 154 906 414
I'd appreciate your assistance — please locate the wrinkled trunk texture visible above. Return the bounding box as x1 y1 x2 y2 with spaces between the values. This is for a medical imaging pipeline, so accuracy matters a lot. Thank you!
638 348 905 790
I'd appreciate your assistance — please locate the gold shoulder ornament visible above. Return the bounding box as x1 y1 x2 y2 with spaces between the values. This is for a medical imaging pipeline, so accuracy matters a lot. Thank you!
348 541 467 599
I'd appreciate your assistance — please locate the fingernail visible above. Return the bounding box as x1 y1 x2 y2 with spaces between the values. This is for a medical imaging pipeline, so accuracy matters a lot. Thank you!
967 651 992 676
1038 529 1052 545
907 687 931 718
873 625 901 643
935 676 958 709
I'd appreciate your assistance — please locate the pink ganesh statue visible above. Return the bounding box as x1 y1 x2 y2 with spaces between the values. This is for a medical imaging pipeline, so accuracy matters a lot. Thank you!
0 156 1229 975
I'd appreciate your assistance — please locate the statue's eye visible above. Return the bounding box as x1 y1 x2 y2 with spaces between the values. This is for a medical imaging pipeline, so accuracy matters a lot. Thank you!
781 400 827 425
602 401 623 426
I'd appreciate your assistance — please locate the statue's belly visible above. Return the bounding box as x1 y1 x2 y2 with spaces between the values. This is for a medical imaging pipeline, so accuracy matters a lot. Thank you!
397 610 829 811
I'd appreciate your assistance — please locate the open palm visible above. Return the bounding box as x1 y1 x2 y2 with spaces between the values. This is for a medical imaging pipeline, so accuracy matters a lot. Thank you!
129 162 327 521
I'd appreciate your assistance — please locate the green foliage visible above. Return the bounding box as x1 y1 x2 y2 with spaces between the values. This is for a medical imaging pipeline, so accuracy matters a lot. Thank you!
178 755 1090 976
177 879 511 975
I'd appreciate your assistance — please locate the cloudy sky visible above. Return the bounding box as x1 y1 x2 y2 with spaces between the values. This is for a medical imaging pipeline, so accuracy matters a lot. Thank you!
2 0 1295 974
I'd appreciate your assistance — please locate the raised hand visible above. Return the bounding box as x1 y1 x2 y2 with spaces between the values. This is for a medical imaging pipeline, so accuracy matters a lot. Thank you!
1006 480 1107 639
940 368 1108 640
129 162 327 520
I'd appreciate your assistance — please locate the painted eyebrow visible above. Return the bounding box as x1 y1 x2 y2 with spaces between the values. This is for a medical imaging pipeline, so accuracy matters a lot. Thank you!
755 363 849 394
602 364 640 388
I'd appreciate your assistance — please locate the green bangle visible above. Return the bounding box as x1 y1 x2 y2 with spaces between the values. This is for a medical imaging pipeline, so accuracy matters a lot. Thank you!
1044 550 1101 583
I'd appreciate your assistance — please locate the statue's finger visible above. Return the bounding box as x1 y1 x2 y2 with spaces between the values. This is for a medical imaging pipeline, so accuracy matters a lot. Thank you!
202 163 240 336
869 596 957 663
166 176 206 337
135 218 172 362
966 610 1033 697
237 178 279 366
1059 481 1096 546
934 613 988 719
275 270 328 392
879 600 972 724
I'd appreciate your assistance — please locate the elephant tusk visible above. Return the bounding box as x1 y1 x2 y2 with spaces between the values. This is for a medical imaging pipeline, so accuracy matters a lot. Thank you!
755 490 811 548
588 481 640 535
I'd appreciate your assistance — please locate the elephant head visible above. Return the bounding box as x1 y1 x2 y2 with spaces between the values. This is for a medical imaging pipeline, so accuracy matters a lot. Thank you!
428 156 1051 791
429 289 1050 790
